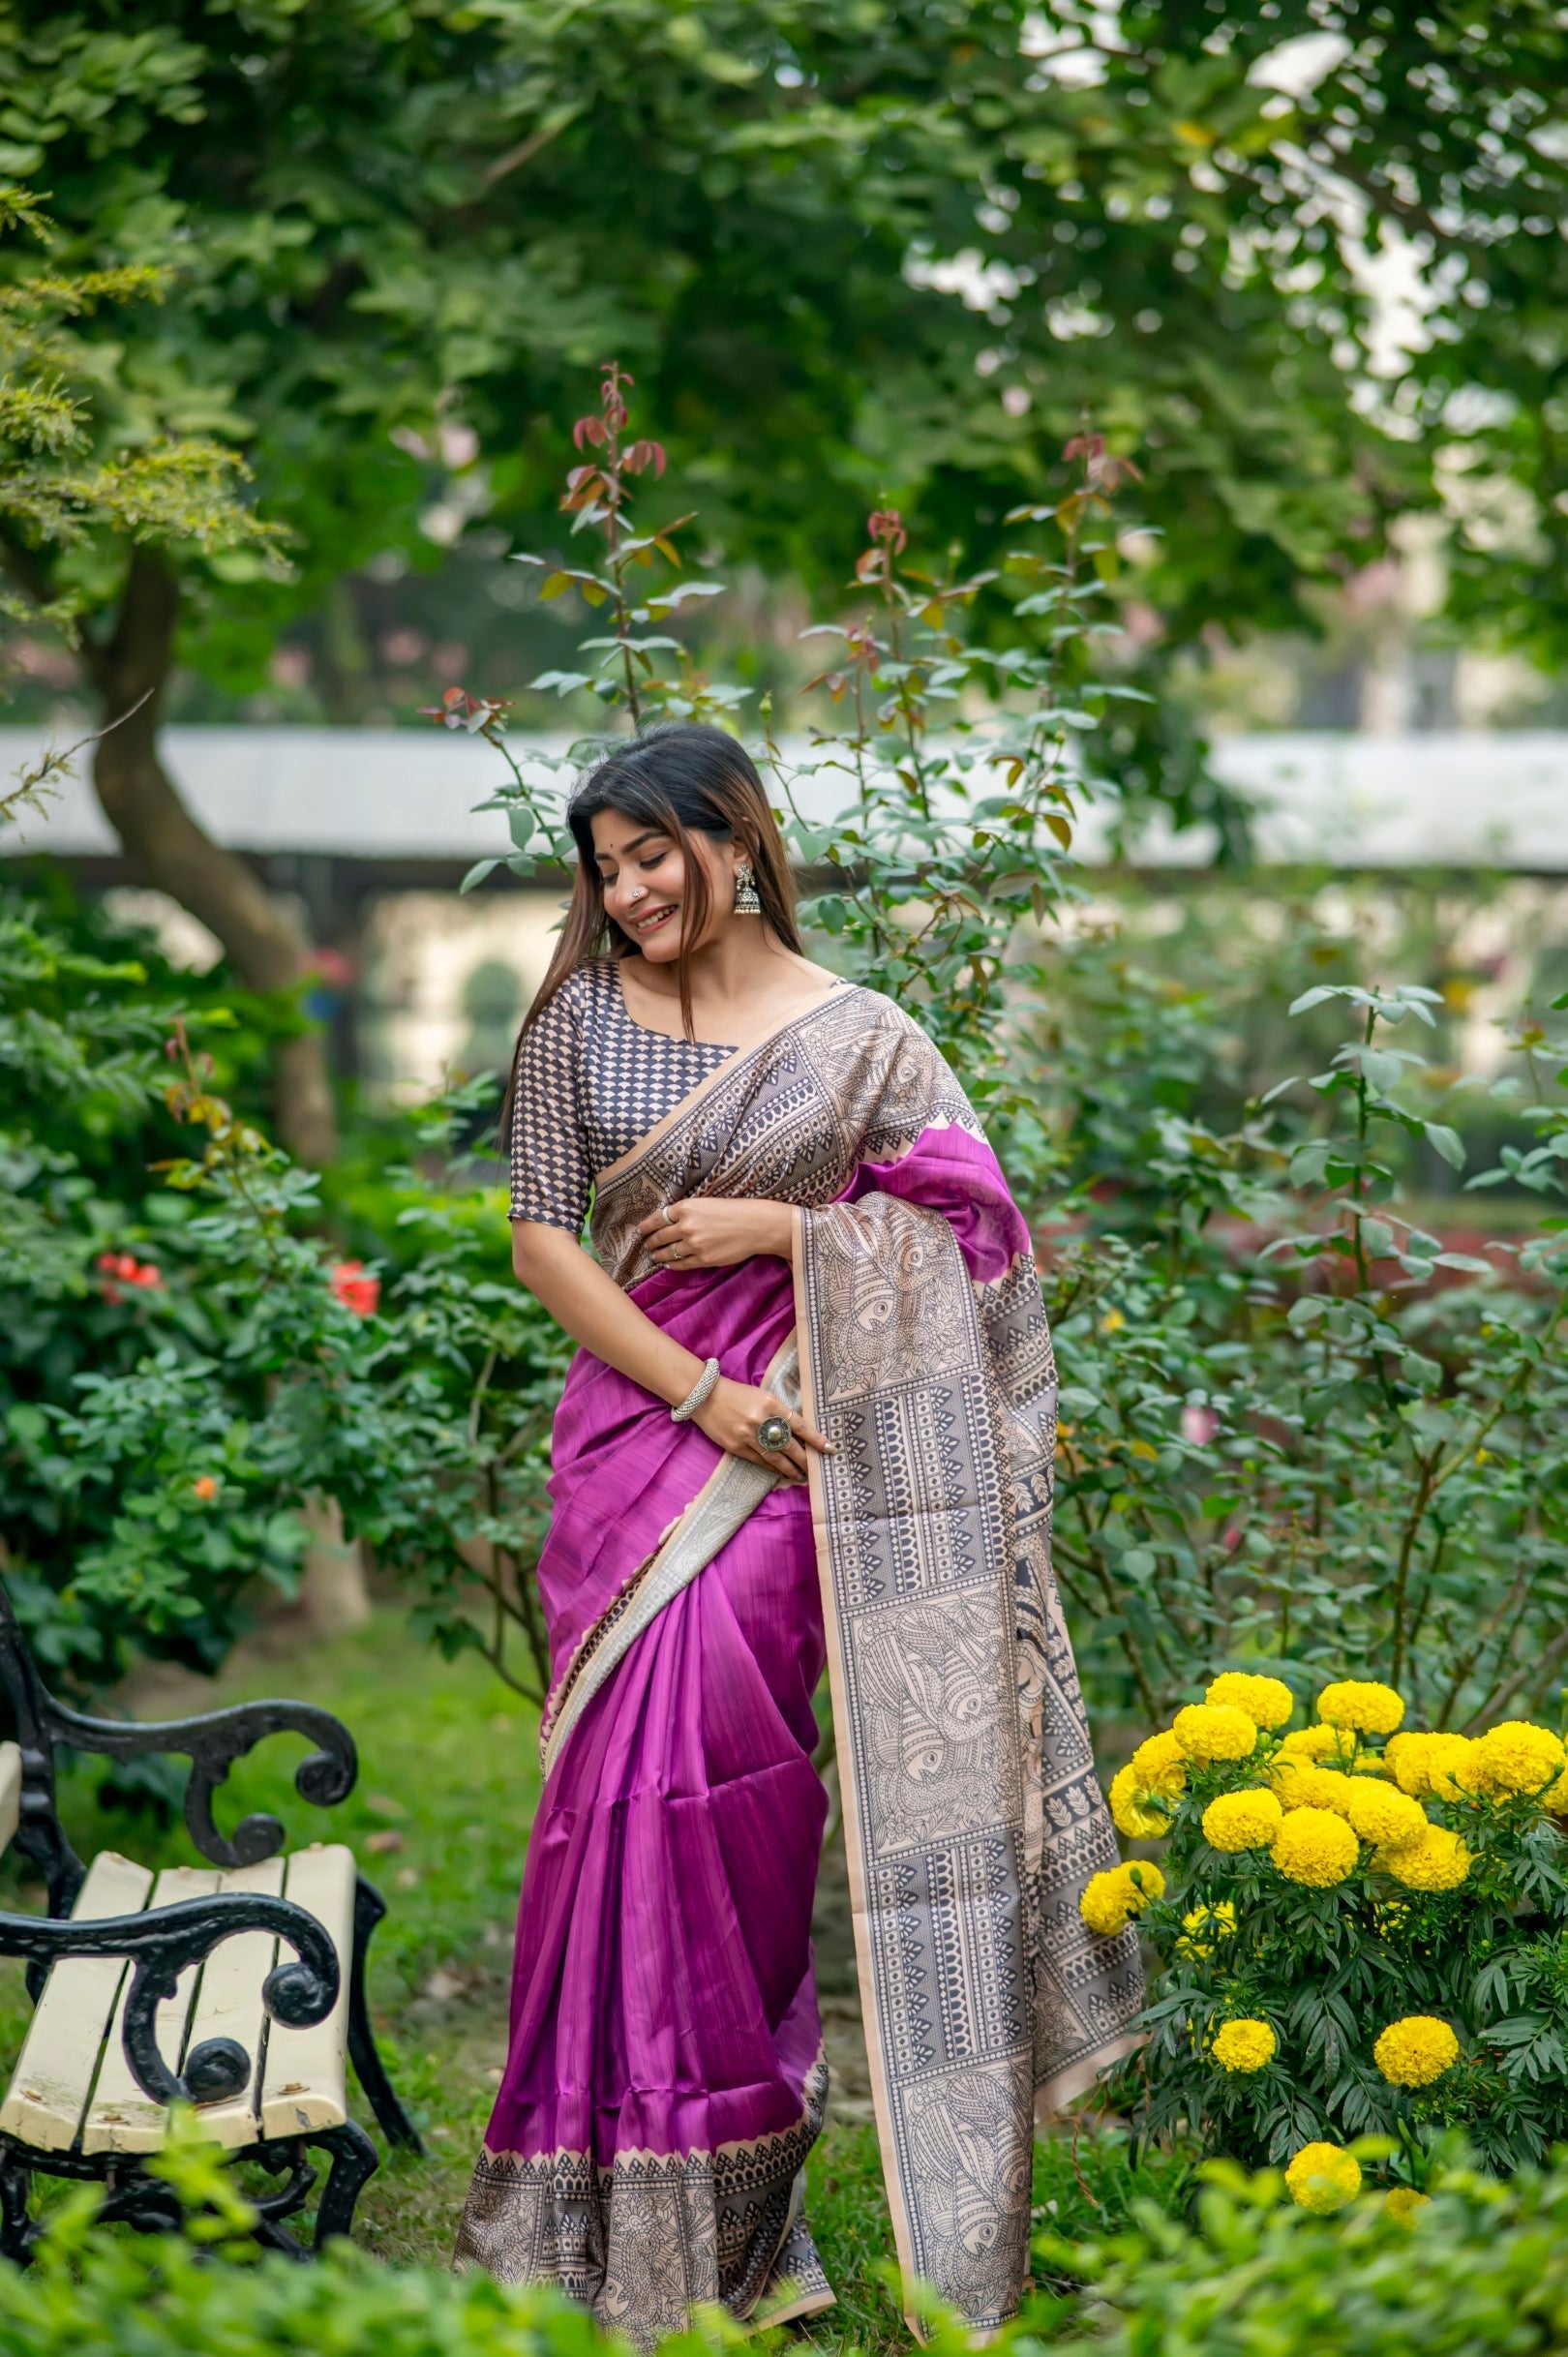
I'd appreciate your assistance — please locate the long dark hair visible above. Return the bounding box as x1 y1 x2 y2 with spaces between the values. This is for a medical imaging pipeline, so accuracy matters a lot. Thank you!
502 724 801 1148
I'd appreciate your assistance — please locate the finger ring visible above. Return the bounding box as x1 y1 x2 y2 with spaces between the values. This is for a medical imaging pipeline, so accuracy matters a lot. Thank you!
756 1415 792 1452
661 1204 676 1226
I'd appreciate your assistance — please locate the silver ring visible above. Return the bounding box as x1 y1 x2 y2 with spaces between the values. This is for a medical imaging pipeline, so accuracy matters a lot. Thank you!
661 1205 676 1226
756 1415 792 1453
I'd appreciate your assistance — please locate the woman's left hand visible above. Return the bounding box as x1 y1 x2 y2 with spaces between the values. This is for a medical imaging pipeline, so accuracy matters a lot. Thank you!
639 1195 794 1271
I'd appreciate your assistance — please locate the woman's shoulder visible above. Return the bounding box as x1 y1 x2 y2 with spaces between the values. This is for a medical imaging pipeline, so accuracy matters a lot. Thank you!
837 982 933 1043
528 959 617 1025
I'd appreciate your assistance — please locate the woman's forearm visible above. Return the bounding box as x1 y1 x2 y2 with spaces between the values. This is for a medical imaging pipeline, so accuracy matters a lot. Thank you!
512 1223 707 1407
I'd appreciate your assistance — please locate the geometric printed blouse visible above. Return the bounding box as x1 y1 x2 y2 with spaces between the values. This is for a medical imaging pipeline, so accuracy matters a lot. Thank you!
507 958 734 1234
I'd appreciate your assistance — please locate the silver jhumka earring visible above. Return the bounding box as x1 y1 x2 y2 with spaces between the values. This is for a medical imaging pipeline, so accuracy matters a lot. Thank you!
733 859 762 916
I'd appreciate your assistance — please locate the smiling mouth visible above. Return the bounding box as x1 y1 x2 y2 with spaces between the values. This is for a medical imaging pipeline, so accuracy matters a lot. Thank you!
630 903 678 936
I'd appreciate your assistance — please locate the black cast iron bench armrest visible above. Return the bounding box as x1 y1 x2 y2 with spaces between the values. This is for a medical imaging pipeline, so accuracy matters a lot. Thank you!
38 1693 358 1872
0 1888 340 2111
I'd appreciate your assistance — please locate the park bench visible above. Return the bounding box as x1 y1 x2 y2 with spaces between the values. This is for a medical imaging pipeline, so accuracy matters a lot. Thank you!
0 1583 421 2260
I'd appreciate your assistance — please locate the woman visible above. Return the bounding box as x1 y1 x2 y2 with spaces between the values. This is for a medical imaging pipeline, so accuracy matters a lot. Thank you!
455 724 1142 2344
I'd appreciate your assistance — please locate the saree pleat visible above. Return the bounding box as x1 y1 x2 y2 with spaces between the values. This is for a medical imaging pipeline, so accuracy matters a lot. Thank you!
458 985 1141 2344
458 1483 833 2338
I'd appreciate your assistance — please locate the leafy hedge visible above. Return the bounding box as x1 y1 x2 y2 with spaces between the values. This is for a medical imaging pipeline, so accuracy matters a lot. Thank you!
15 2134 1568 2357
1041 2150 1568 2357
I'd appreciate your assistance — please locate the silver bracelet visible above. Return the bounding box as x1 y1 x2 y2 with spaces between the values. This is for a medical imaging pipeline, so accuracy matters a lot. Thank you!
671 1356 721 1424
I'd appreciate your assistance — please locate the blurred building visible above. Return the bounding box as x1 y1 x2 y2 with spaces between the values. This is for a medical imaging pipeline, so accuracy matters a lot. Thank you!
5 724 1568 1101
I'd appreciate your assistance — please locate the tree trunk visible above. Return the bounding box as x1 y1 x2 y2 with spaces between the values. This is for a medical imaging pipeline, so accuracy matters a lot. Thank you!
297 1495 373 1637
83 549 339 1163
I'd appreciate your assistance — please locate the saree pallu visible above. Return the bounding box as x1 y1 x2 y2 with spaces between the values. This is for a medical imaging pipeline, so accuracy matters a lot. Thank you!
456 987 1143 2342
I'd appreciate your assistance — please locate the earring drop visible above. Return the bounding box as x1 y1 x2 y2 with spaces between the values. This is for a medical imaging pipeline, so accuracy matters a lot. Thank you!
733 859 762 917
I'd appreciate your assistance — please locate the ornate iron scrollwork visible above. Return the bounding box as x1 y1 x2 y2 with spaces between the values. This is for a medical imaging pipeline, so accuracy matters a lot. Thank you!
0 1889 338 2109
0 1584 358 1914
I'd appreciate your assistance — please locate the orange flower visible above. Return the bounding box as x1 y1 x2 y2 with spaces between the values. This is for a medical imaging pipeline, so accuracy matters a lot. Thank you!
329 1260 380 1316
191 1475 219 1502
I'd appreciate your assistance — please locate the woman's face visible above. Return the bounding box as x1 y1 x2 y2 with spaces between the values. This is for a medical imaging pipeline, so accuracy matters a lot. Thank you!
589 807 739 962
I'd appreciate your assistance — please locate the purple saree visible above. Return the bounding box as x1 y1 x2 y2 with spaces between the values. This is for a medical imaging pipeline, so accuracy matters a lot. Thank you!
455 986 1143 2342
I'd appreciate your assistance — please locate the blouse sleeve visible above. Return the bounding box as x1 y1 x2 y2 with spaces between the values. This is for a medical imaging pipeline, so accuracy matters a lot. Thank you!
507 984 591 1233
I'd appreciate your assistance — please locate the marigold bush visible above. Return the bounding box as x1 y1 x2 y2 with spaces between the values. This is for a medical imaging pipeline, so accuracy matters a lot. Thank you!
1093 1679 1568 2178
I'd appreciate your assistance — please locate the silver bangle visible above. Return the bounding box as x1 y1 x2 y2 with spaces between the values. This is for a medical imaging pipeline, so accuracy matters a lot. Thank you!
671 1356 721 1424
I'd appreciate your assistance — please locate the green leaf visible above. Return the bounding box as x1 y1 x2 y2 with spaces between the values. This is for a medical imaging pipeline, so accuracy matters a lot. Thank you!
1424 1122 1465 1171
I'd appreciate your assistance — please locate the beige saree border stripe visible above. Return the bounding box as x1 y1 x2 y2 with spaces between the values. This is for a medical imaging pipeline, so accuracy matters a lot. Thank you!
540 1338 800 1782
593 981 856 1193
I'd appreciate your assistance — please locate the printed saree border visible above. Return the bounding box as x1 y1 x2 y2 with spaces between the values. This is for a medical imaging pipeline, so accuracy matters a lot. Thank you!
592 978 858 1193
787 1206 1033 2347
456 2053 831 2347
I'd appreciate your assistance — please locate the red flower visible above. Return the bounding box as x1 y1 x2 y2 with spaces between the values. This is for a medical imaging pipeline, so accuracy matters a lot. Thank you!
96 1252 162 1303
329 1260 380 1316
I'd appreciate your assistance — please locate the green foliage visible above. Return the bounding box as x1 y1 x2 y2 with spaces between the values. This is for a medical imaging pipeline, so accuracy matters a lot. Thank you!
0 881 566 1690
0 2178 609 2357
9 0 1568 704
0 181 279 661
1041 968 1568 1729
1034 2149 1568 2357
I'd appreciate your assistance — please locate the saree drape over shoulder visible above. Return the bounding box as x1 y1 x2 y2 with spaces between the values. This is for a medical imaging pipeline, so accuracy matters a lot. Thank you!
456 982 1142 2343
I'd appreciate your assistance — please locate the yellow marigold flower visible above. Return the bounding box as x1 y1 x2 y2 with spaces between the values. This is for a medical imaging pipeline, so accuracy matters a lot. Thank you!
1108 1762 1177 1839
1268 1761 1357 1815
1385 2188 1431 2223
1079 1859 1165 1937
1176 1899 1237 1959
1211 2017 1277 2073
1317 1680 1405 1738
1388 1732 1481 1801
1344 1781 1429 1853
1277 1725 1340 1764
1202 1787 1284 1852
1285 2141 1362 2213
1472 1720 1565 1798
1173 1703 1258 1765
1271 1806 1359 1888
1129 1728 1188 1797
1373 2015 1461 2088
1544 1768 1568 1816
1384 1825 1472 1891
1205 1672 1295 1729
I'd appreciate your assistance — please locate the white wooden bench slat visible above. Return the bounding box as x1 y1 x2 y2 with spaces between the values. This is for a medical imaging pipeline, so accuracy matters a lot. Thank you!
179 1857 286 2150
259 1844 355 2139
0 1852 152 2153
0 1741 21 1857
81 1865 222 2156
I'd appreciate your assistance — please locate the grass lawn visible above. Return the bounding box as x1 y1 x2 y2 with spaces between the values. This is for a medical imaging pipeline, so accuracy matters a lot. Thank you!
0 1610 1186 2349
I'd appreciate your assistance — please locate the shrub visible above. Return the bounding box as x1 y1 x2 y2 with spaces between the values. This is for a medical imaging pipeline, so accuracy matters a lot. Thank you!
1097 1675 1568 2179
1032 2150 1568 2357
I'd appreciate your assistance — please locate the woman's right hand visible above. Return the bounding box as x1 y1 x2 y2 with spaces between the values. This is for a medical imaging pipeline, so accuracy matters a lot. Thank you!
693 1378 834 1484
